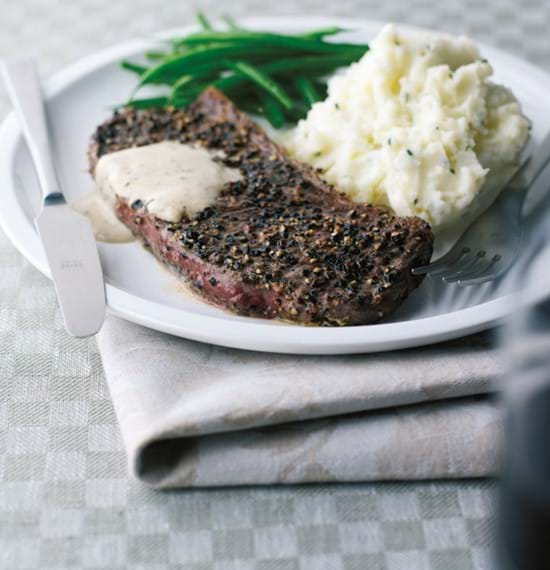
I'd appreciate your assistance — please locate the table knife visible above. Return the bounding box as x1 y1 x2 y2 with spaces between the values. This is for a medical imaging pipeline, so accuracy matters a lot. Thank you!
1 59 106 337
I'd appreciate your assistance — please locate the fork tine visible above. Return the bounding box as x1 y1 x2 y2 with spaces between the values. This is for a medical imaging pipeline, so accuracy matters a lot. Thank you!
442 253 484 283
457 255 504 287
428 253 472 277
458 273 499 287
412 246 471 276
444 254 490 283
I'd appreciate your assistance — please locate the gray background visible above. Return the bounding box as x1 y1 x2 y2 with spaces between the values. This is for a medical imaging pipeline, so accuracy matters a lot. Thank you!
1 0 549 568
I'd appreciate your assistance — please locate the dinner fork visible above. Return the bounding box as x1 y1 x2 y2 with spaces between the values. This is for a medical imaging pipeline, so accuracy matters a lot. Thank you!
412 132 550 287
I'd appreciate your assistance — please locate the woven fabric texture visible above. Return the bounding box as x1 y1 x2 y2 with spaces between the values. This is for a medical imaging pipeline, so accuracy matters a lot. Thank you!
1 0 549 568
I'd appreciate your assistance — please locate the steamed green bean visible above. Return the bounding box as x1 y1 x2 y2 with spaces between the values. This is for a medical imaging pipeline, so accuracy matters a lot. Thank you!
227 61 294 110
295 77 321 106
119 12 368 127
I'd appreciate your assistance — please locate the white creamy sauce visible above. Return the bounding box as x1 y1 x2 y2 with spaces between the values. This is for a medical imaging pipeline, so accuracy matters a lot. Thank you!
72 190 134 243
95 141 243 223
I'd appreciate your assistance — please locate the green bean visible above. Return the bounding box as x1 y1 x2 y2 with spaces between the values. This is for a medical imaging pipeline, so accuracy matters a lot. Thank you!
222 15 245 30
259 93 285 129
123 96 169 109
174 31 368 54
299 26 348 40
119 13 369 127
211 53 362 93
157 54 282 98
137 44 287 88
168 69 221 103
169 75 195 102
145 50 168 61
234 100 263 116
122 60 190 86
294 77 320 107
313 80 328 101
154 52 358 112
121 61 148 76
196 12 214 31
286 103 309 122
226 92 264 116
226 61 294 110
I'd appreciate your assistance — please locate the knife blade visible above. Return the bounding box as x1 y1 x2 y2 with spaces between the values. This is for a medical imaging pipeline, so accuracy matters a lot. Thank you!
35 200 106 337
1 58 106 337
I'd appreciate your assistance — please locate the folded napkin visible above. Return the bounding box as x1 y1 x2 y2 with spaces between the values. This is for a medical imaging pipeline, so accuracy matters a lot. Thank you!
97 316 503 487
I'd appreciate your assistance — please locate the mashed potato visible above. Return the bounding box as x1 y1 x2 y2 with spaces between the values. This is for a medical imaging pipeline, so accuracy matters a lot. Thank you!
284 25 530 229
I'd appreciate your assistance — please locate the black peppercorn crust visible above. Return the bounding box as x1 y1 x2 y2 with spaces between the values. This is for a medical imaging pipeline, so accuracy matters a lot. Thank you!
88 88 433 326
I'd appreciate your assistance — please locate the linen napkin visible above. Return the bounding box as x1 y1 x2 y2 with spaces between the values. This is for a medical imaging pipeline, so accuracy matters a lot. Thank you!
97 316 502 488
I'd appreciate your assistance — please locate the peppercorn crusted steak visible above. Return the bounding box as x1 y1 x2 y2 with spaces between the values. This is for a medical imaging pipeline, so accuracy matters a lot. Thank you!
88 88 433 326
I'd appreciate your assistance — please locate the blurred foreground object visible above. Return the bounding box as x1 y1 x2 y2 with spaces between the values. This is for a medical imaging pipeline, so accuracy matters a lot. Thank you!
498 241 550 569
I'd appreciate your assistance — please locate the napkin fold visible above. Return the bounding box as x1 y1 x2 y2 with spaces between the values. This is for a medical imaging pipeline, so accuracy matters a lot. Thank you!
98 316 503 487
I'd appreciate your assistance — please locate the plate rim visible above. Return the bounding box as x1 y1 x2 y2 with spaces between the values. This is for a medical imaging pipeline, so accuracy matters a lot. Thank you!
1 15 550 354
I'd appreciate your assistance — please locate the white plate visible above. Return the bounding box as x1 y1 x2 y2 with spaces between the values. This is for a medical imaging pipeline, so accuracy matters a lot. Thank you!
1 17 550 354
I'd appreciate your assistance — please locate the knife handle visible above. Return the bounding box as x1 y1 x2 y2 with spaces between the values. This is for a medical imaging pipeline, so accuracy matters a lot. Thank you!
1 58 63 204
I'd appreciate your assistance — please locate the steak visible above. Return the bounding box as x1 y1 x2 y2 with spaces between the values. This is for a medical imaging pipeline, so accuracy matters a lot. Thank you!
88 87 433 326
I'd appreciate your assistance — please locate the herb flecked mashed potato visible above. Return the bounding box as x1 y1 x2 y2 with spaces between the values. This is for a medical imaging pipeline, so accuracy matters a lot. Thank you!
285 25 530 229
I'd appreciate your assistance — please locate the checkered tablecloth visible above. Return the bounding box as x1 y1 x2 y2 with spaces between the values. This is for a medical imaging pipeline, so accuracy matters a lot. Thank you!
1 0 549 568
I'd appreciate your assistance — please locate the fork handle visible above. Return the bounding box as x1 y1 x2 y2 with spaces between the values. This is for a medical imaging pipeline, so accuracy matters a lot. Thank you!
1 58 63 204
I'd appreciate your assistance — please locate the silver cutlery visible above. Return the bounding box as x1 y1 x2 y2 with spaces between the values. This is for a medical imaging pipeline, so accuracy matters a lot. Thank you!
413 131 550 287
1 59 106 337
